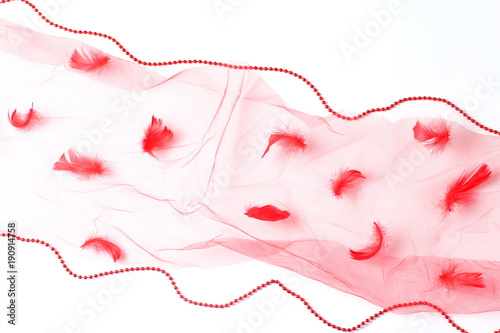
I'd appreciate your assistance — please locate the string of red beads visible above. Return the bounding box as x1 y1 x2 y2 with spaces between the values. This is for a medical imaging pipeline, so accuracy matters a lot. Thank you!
0 0 498 137
0 2 499 331
1 232 493 333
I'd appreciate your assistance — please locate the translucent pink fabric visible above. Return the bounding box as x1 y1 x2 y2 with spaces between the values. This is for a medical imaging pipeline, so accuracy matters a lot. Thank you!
1 18 500 314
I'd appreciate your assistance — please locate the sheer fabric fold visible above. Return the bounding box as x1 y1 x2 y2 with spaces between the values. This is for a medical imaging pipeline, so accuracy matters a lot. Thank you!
1 18 500 314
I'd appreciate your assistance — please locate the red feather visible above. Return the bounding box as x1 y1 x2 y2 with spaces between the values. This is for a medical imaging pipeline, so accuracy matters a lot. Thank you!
440 163 492 213
8 103 41 130
349 222 384 260
53 149 108 179
69 48 111 74
413 119 451 153
262 129 307 158
330 168 366 197
81 237 122 262
438 264 485 289
245 205 291 221
142 116 174 156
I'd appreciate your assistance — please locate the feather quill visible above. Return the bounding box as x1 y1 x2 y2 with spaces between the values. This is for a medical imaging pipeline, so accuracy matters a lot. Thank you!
438 264 485 289
53 149 108 179
142 116 174 157
245 205 291 221
330 168 366 197
69 48 111 74
349 222 384 260
8 104 41 130
81 237 122 262
262 129 307 158
413 119 451 153
440 163 492 213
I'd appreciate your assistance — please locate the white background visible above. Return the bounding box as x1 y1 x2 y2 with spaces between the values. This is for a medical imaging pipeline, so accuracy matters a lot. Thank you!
1 0 500 332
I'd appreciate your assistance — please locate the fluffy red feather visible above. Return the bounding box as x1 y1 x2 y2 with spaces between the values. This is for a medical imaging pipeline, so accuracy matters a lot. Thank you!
349 222 384 260
142 116 174 156
330 168 366 197
440 163 492 213
413 119 451 153
245 205 291 221
53 149 107 179
69 48 111 74
261 129 307 158
8 104 41 130
438 264 485 289
81 237 122 262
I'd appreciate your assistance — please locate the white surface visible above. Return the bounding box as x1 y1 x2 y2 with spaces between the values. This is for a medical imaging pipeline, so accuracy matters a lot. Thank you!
1 0 500 332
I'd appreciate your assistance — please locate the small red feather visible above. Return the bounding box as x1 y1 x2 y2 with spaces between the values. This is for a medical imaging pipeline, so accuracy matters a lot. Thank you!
438 264 485 289
8 104 41 130
349 222 384 260
413 119 451 153
69 48 111 74
440 163 492 213
81 237 122 262
142 116 174 156
330 168 366 197
245 205 291 221
261 129 307 158
53 149 108 179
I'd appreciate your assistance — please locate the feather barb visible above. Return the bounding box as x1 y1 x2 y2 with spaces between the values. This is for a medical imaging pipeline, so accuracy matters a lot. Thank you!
262 129 307 158
81 237 122 262
413 119 451 153
440 163 492 213
330 167 366 198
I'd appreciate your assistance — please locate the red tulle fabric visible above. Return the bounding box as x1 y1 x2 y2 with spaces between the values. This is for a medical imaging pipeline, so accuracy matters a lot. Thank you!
1 18 500 315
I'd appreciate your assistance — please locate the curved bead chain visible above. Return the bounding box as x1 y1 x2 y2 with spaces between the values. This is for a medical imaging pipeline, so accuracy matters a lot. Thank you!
0 0 499 136
2 232 497 333
0 2 499 331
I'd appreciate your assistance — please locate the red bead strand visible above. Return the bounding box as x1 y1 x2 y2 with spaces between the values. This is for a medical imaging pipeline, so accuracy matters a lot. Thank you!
0 0 498 137
0 232 483 333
